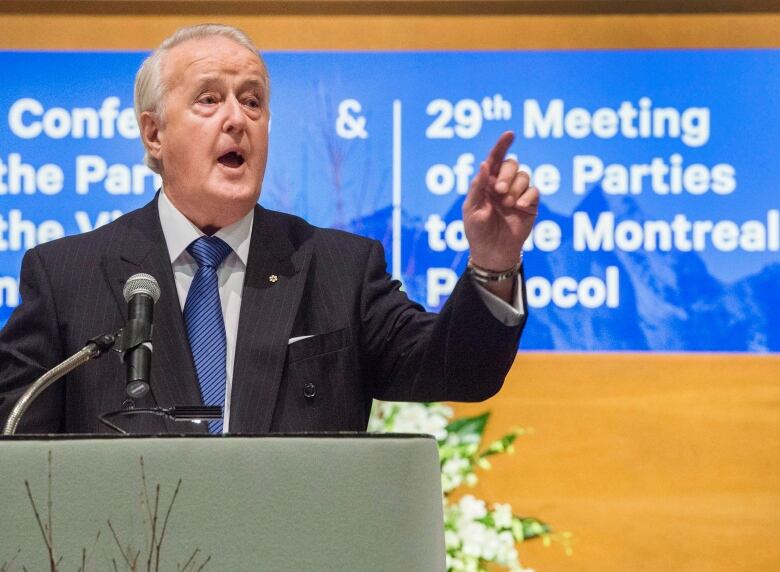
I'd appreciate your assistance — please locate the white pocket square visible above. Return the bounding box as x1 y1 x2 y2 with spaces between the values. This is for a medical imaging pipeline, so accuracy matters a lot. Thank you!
288 335 315 345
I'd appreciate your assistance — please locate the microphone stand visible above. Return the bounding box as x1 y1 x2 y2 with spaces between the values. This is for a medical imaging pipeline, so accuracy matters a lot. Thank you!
2 333 117 436
3 329 224 436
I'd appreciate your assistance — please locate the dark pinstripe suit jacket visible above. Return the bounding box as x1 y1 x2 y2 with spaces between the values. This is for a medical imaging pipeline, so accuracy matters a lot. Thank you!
0 197 525 434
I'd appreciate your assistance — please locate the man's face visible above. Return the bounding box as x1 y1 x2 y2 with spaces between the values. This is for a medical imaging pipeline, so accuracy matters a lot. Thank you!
143 36 269 231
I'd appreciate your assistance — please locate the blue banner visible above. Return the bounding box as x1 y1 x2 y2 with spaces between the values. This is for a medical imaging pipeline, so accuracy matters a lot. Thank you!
1 50 778 352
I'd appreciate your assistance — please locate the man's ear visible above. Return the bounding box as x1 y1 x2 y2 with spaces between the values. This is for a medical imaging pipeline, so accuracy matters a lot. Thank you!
139 111 163 161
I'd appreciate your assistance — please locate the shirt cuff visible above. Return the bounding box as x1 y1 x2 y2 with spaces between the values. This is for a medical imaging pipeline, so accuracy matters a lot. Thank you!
471 274 525 327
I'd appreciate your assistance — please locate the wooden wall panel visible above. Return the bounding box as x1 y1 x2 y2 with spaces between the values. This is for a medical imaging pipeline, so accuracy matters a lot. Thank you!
453 354 780 571
0 13 778 50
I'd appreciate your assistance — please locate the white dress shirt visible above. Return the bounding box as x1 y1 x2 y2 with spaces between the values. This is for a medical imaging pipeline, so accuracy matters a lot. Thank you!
157 190 524 432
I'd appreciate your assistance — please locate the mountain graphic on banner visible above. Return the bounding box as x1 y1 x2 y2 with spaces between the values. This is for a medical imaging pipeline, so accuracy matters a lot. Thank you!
561 189 771 352
353 188 778 353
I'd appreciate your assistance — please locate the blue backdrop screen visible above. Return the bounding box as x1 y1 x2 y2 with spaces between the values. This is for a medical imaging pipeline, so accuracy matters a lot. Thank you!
0 50 777 352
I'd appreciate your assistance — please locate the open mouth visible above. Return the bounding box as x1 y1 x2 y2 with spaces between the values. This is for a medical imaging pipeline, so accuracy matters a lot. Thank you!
218 151 246 168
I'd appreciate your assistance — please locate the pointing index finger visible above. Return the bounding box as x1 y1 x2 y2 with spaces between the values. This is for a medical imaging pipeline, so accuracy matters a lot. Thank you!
485 131 515 176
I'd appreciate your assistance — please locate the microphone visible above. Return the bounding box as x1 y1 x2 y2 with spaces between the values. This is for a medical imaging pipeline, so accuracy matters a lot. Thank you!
121 273 161 398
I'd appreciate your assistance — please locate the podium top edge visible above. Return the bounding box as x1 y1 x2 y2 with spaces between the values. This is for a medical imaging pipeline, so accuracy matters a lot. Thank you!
0 431 438 441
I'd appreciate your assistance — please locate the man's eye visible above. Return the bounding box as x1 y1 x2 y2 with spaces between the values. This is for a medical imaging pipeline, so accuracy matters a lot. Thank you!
244 97 261 109
198 94 218 105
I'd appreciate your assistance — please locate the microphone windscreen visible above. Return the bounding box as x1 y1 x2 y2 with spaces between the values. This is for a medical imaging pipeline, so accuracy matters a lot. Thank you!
122 273 161 304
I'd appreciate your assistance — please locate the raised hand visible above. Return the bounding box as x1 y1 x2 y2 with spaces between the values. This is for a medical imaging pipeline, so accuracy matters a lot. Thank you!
463 131 539 301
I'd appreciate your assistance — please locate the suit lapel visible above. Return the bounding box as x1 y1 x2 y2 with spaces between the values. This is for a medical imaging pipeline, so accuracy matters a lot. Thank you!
229 206 313 433
101 197 206 433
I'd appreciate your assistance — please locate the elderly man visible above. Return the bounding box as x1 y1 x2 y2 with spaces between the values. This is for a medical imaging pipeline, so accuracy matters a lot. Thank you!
0 24 538 434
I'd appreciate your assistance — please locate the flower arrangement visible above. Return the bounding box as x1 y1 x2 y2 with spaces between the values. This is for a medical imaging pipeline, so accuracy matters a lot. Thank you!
368 401 571 572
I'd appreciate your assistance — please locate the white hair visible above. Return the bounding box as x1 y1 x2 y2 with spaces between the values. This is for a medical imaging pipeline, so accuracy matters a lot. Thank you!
134 23 270 173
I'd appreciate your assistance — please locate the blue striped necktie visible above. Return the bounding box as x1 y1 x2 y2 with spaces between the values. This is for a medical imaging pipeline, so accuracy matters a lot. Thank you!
183 235 233 434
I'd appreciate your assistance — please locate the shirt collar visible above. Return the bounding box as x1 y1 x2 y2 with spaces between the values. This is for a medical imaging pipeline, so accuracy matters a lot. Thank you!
157 189 254 266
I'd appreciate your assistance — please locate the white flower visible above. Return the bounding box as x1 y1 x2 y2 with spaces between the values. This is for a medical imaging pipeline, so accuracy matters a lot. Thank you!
380 403 450 439
492 502 514 529
446 554 465 571
441 473 461 494
444 529 461 550
456 496 488 534
495 530 519 564
429 402 454 418
459 495 487 521
460 521 489 557
460 431 481 446
442 457 469 478
446 433 461 447
480 528 502 560
441 457 470 492
370 401 542 572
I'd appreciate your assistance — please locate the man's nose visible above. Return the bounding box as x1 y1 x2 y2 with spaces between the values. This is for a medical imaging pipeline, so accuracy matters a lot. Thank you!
222 96 247 132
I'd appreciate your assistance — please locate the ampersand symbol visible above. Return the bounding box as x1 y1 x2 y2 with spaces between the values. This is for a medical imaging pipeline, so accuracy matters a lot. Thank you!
336 99 368 139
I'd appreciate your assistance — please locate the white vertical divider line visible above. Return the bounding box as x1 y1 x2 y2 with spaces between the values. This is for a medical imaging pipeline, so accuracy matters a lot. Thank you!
392 99 402 281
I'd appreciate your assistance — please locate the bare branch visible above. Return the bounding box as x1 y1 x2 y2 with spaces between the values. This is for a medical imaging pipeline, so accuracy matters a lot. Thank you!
47 451 53 563
1 548 21 572
178 549 199 572
84 530 101 572
24 480 55 569
194 555 211 572
139 457 153 552
146 485 160 572
107 520 133 569
155 479 182 571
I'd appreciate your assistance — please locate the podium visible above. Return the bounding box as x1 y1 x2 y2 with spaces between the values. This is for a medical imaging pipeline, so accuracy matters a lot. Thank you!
0 434 446 571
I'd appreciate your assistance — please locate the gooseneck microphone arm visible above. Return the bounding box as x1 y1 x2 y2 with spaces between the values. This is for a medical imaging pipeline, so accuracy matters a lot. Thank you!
3 273 162 436
2 333 117 435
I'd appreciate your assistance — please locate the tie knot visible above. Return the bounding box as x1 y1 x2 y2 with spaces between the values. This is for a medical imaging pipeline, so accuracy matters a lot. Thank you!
187 236 232 269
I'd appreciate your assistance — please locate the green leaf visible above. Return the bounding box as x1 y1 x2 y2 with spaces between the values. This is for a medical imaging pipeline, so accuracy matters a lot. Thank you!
445 411 490 439
480 433 518 458
478 514 495 527
513 516 551 541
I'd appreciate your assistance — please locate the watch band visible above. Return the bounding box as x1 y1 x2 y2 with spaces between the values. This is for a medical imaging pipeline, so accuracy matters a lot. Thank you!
467 255 522 284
